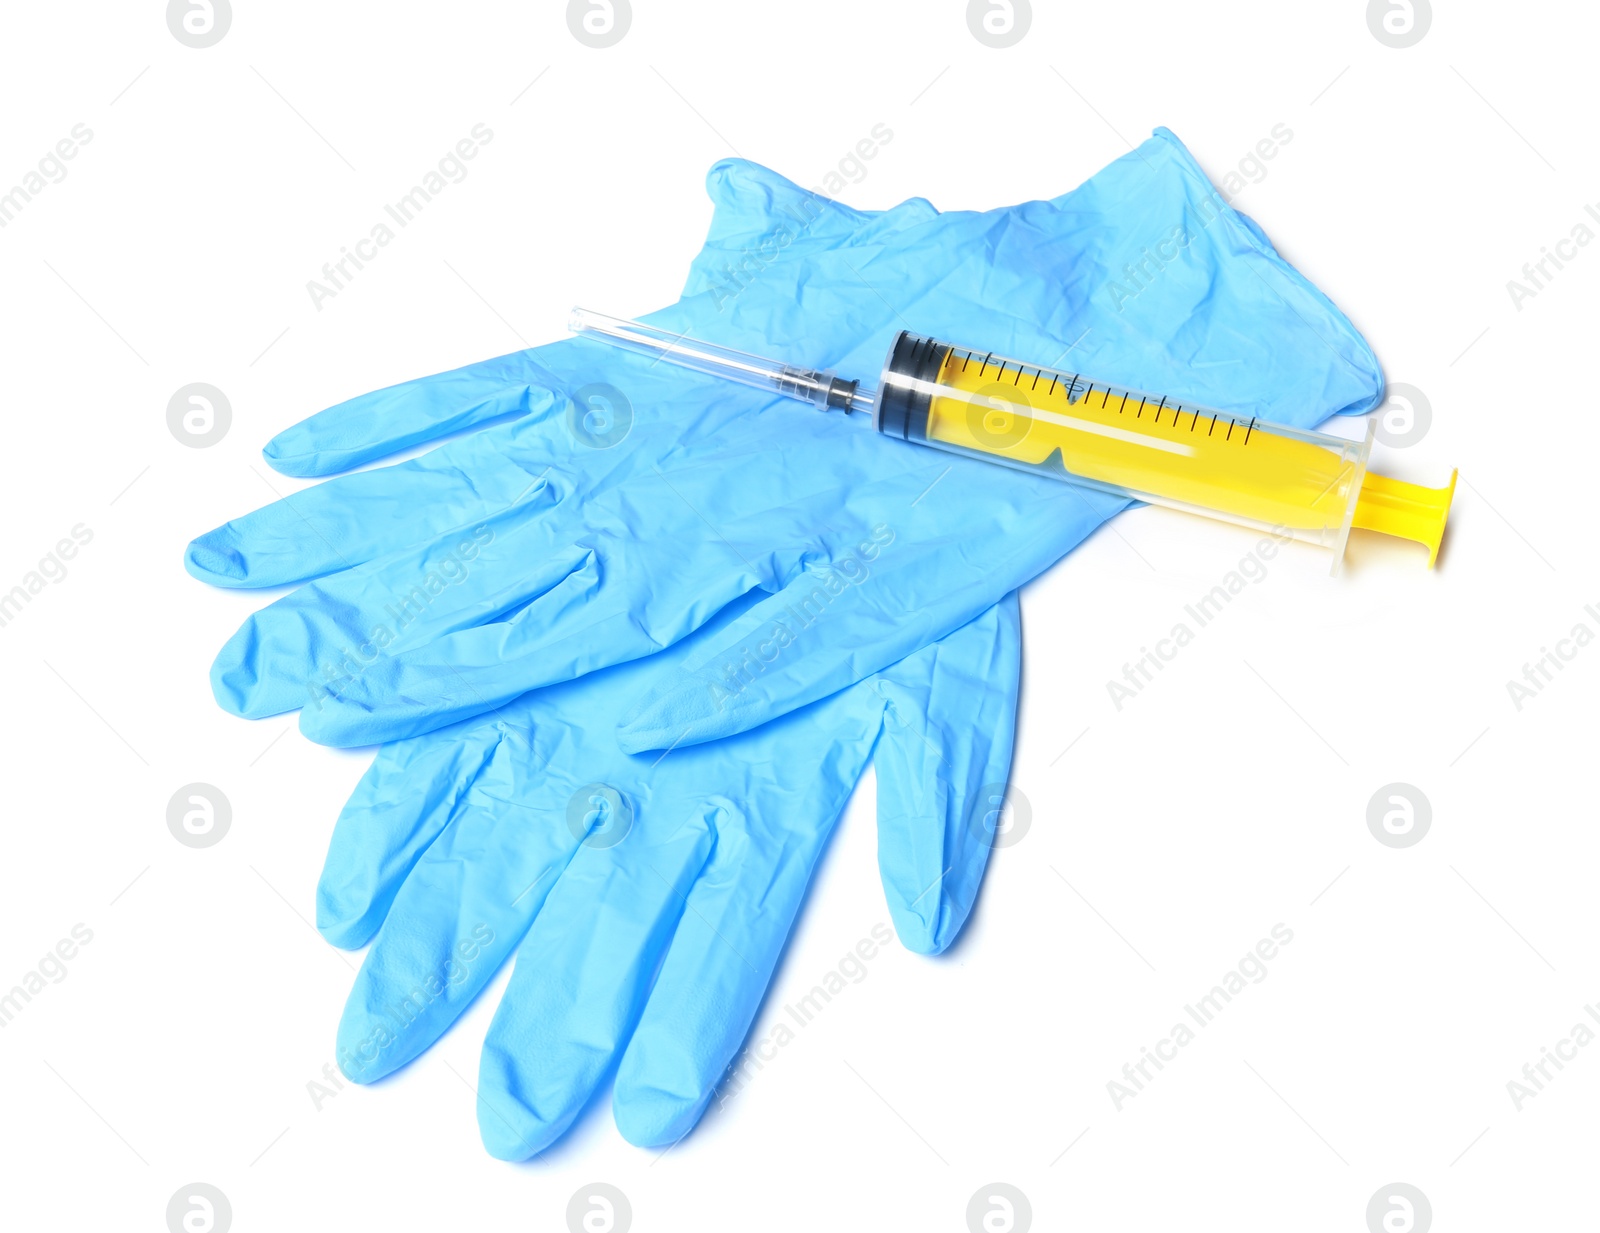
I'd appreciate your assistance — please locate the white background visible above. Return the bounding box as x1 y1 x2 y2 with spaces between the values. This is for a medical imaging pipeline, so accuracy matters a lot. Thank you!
0 1 1594 1230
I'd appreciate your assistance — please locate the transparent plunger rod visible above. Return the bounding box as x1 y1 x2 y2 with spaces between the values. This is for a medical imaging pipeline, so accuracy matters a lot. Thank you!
568 308 874 413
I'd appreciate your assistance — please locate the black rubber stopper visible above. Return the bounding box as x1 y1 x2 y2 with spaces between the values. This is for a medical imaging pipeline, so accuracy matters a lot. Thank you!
875 332 946 442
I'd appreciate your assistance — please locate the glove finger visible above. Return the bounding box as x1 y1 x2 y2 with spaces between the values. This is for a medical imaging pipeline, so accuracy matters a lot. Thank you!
264 349 562 478
208 493 582 719
187 408 559 589
316 719 506 949
610 598 1020 1146
334 751 578 1084
872 594 1021 955
295 509 772 747
476 810 716 1161
611 805 839 1147
609 644 894 1146
260 160 894 484
194 344 803 596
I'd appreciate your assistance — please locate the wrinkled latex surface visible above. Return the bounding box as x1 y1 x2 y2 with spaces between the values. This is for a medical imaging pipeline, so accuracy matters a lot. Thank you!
320 589 1020 1158
188 129 1382 750
226 131 1383 1159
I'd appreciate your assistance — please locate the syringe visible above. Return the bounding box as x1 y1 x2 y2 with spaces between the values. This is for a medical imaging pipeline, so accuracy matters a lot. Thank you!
569 308 1455 570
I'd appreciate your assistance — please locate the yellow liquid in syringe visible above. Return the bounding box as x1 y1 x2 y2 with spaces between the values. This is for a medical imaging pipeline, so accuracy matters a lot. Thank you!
921 348 1361 536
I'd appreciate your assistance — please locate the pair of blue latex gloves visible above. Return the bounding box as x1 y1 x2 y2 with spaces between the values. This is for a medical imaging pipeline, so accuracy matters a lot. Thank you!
189 129 1382 1158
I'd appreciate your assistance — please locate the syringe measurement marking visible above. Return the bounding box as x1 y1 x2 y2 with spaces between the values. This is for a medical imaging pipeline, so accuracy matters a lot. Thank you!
1072 382 1258 447
946 358 1259 450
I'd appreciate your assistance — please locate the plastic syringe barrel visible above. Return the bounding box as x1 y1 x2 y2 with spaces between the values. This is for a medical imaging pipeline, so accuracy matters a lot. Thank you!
569 308 863 411
874 331 1375 564
568 310 1450 569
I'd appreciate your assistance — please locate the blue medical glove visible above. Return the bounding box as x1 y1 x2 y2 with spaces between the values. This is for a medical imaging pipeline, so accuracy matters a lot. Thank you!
319 592 1021 1156
189 183 938 737
190 130 1382 750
